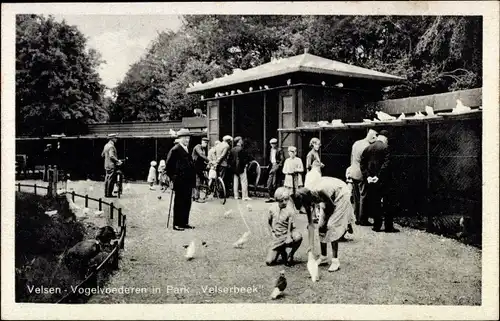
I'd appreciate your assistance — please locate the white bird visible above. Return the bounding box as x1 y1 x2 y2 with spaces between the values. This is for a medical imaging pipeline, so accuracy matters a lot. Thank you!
246 204 253 212
453 99 471 113
231 90 235 95
398 113 406 120
335 83 344 88
270 270 287 300
215 93 219 98
249 87 253 92
259 86 263 90
68 200 81 212
223 209 233 218
414 111 425 119
45 210 58 217
321 81 326 86
425 106 435 116
200 95 204 100
363 119 372 123
264 85 269 90
185 241 196 260
286 79 291 86
233 231 251 248
225 92 229 96
236 89 243 94
169 129 177 136
307 250 319 282
376 111 396 121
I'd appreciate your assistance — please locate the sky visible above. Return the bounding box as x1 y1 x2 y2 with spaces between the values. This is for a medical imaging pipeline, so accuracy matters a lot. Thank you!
53 15 183 89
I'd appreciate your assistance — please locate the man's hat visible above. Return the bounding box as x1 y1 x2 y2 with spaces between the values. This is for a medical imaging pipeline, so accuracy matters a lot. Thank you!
222 135 233 141
202 137 210 142
176 128 191 137
379 129 389 137
269 138 278 144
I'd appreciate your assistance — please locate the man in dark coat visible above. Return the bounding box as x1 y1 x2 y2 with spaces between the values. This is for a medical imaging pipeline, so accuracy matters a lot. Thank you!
166 128 196 231
266 138 285 203
360 130 399 233
228 136 253 200
192 137 210 202
101 134 122 198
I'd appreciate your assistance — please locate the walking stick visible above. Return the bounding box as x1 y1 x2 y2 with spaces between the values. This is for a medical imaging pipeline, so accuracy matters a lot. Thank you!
167 186 175 228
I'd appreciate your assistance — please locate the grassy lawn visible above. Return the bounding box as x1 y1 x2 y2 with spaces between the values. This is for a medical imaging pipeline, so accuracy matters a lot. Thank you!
17 180 482 305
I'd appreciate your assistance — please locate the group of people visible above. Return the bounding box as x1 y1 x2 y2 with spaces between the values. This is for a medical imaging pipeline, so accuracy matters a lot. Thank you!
264 128 398 271
100 127 398 271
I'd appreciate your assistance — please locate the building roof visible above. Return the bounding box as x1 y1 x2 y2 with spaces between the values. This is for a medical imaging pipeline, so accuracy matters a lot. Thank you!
186 53 406 94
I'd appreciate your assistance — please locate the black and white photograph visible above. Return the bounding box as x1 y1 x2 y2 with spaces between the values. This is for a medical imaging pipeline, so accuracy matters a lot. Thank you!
1 2 499 320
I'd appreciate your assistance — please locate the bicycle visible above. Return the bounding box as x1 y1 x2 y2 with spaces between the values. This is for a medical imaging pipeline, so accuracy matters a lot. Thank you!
115 158 128 198
197 164 226 205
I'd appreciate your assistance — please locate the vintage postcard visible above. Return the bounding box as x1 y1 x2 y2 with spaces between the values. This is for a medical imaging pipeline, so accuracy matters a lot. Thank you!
1 1 499 320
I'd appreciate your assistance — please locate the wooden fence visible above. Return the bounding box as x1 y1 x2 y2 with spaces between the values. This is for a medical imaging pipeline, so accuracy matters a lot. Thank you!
15 183 127 304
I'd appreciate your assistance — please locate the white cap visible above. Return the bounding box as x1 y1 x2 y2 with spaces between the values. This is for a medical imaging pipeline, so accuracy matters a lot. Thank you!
269 138 278 144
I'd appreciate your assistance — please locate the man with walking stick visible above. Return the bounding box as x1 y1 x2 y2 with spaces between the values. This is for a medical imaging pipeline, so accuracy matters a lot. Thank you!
165 128 196 231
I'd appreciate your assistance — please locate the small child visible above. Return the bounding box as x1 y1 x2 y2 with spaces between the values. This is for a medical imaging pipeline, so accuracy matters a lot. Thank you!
147 160 157 190
266 187 303 267
208 161 217 189
282 146 304 192
157 159 168 191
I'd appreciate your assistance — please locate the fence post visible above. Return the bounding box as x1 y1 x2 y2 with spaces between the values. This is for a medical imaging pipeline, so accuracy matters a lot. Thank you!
85 195 89 208
118 208 122 227
121 215 126 250
34 184 37 195
99 198 102 211
72 191 75 202
18 183 21 192
110 203 114 220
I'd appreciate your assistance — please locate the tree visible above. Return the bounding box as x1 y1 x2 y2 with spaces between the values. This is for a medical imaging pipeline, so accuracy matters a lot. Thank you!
16 14 107 136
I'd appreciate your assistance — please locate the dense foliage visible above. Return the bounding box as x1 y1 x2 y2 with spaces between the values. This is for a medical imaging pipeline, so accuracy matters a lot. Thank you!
16 15 108 136
16 15 482 126
111 15 482 121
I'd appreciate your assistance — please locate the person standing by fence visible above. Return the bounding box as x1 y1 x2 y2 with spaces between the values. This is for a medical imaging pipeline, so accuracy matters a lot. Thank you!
265 138 285 203
166 128 196 231
360 130 399 233
348 129 378 226
101 134 122 198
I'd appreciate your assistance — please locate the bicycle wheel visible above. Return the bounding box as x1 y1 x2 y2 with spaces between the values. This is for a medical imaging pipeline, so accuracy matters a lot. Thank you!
215 177 226 205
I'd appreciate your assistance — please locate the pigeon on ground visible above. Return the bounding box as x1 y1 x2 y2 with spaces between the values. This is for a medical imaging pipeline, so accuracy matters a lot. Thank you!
233 231 251 248
286 79 291 86
185 241 196 260
321 81 326 86
246 204 253 212
307 250 319 282
270 270 287 300
223 209 233 218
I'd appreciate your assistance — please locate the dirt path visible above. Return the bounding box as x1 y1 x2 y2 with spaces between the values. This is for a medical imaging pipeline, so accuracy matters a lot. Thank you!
18 180 482 304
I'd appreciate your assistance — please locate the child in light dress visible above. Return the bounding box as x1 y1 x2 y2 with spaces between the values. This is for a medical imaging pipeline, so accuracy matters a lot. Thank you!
147 160 157 190
157 159 168 191
282 146 304 192
304 137 324 188
266 187 303 267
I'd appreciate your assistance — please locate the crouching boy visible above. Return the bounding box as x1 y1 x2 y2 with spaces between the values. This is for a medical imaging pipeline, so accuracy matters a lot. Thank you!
266 187 302 267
